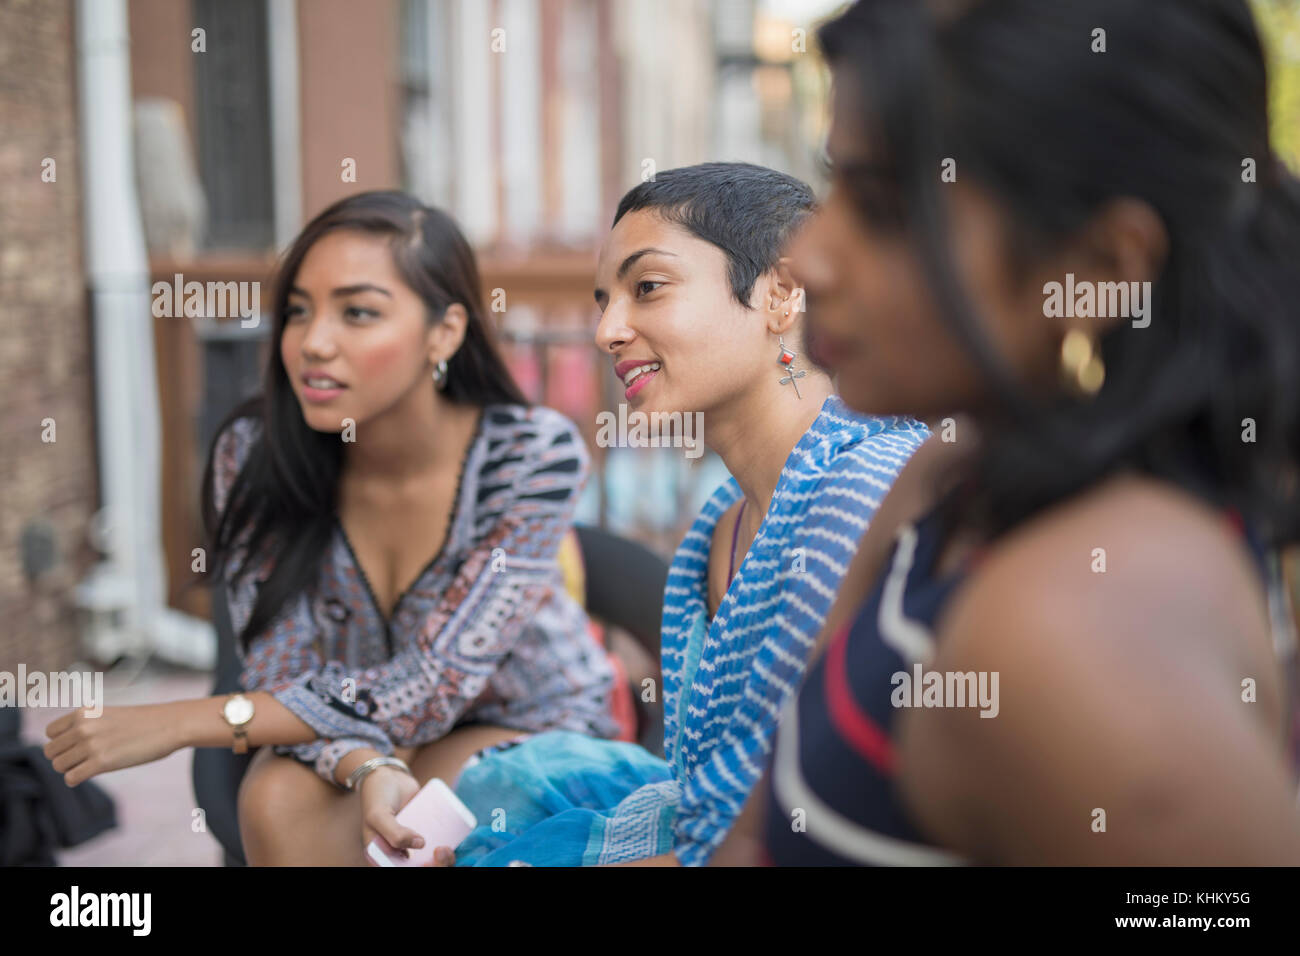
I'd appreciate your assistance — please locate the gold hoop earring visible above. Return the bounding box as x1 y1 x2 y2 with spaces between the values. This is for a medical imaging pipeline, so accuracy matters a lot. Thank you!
1060 328 1104 397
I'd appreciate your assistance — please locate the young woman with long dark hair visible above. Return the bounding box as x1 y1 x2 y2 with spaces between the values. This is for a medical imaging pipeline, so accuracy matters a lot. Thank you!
717 0 1300 865
44 190 622 864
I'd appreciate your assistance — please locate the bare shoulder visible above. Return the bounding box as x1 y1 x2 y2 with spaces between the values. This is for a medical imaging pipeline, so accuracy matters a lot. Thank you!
896 474 1297 863
939 474 1275 678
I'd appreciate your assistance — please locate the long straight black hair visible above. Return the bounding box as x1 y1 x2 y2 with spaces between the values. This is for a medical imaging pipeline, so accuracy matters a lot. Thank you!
819 0 1300 546
199 190 528 651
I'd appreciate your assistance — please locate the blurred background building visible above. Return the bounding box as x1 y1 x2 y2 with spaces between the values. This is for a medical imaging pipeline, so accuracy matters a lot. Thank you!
2 0 847 673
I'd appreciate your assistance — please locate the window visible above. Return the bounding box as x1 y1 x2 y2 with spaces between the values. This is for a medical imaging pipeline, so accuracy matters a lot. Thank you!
192 0 275 250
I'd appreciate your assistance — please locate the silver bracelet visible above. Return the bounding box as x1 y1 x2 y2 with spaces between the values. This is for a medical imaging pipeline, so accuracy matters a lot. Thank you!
344 755 411 792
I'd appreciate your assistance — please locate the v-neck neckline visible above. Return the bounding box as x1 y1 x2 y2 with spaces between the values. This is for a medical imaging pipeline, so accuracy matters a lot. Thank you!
675 396 840 768
334 405 488 648
704 394 840 630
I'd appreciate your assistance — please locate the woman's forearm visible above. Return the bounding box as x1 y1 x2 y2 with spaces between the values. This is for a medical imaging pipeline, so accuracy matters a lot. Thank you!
176 694 396 786
173 692 318 752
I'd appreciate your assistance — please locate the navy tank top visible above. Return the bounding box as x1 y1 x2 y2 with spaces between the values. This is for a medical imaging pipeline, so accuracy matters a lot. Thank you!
762 496 1300 865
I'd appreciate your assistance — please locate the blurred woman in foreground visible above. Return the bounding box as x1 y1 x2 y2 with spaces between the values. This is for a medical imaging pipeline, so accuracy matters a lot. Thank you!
719 0 1300 865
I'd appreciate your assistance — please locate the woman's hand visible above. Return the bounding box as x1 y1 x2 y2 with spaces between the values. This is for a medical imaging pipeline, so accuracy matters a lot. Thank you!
427 847 456 866
43 705 181 786
360 767 425 862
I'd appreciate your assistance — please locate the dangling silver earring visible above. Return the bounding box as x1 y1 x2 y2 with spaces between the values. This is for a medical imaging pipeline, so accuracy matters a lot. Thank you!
432 358 448 389
776 329 806 399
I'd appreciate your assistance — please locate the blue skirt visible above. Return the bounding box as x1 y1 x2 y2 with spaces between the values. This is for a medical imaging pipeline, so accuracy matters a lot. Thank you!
451 730 678 866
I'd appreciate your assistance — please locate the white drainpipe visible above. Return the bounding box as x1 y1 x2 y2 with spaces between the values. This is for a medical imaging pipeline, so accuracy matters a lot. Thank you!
268 0 303 250
74 0 214 669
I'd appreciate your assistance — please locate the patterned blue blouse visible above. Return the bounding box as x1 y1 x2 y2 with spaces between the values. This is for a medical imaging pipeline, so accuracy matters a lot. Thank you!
211 404 621 784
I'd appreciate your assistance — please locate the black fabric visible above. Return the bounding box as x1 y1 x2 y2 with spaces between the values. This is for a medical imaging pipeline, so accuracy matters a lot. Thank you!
573 525 667 656
0 706 117 866
573 525 668 755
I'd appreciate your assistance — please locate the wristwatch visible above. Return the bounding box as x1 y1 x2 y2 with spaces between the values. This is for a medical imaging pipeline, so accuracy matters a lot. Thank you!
220 693 255 754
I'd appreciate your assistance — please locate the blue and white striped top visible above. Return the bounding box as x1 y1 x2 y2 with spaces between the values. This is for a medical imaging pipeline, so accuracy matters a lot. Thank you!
660 395 928 865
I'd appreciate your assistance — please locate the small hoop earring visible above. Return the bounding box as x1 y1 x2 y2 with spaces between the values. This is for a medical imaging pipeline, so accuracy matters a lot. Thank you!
1060 329 1104 397
432 358 448 389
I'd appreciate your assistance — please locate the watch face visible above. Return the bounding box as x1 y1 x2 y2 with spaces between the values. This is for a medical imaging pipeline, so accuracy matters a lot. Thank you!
224 696 254 725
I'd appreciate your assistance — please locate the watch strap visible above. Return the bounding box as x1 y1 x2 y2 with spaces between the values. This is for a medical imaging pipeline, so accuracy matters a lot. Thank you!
222 694 254 754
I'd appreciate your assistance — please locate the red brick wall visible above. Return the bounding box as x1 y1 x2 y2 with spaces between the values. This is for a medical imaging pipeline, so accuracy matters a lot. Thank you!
0 0 99 673
298 0 400 219
128 0 197 147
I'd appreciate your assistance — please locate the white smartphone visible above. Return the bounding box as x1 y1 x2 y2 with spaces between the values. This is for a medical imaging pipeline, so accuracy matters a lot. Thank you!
365 777 477 868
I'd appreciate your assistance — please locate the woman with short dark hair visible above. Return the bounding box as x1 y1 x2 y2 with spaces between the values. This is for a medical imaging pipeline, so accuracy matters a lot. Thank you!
440 162 929 866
